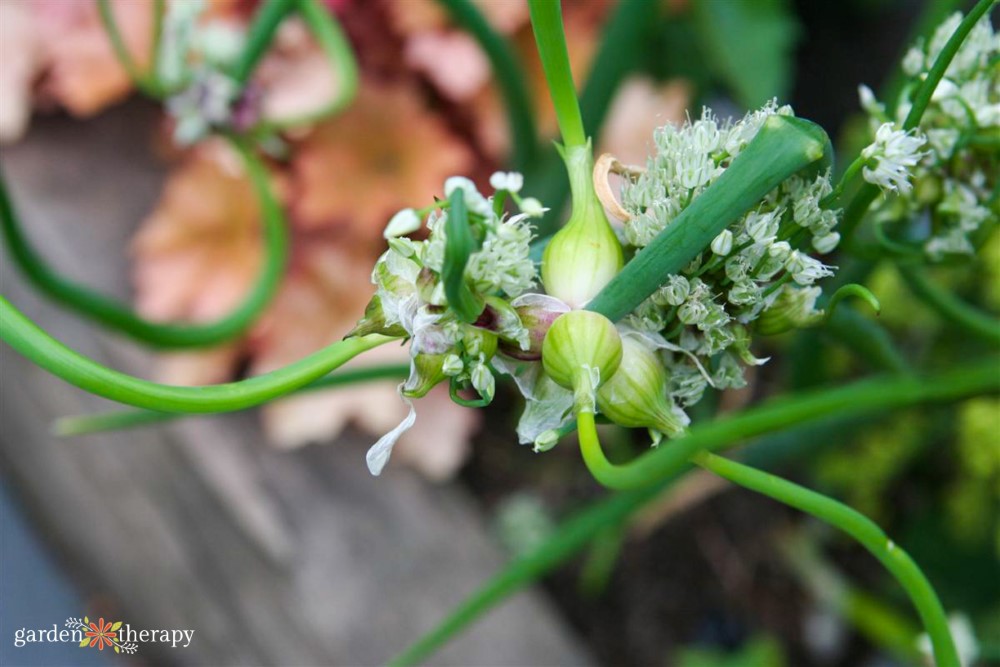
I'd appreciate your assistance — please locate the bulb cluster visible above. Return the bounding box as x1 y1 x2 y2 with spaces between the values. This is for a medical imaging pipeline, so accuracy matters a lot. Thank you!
357 102 846 474
858 12 998 259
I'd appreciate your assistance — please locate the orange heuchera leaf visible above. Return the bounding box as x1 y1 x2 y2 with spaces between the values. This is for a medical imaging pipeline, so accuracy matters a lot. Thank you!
33 0 154 116
131 145 275 326
290 81 473 251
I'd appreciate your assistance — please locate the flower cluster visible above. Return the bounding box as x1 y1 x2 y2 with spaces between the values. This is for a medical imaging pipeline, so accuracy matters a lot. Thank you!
355 174 544 474
858 12 998 259
160 0 248 145
616 102 840 415
356 103 847 473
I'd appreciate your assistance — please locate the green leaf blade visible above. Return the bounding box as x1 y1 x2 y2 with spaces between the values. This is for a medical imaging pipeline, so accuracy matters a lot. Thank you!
692 0 800 108
442 189 485 323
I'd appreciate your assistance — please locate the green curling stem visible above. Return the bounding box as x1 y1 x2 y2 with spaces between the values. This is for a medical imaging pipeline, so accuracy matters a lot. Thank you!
96 0 162 97
1 139 288 348
231 0 298 85
0 295 394 412
840 0 997 241
587 116 829 322
900 0 996 133
527 0 587 149
692 450 959 667
569 361 998 491
53 363 410 435
824 283 881 321
437 0 537 171
387 361 998 666
249 0 360 134
899 264 1000 346
442 188 484 323
577 410 619 485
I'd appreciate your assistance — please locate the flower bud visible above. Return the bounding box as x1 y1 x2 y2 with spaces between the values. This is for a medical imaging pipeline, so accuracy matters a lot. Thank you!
542 310 622 412
541 144 623 308
711 229 733 256
520 197 545 218
461 326 498 359
442 354 464 376
384 208 422 238
597 336 688 437
470 357 495 403
402 352 449 398
499 293 570 361
756 285 823 335
533 429 559 453
490 171 524 193
347 295 408 339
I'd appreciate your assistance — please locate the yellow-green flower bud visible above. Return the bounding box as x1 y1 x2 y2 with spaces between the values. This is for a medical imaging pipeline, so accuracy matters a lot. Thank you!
462 326 498 359
533 429 560 453
541 144 623 308
756 285 823 335
597 336 687 437
402 352 449 399
542 310 622 412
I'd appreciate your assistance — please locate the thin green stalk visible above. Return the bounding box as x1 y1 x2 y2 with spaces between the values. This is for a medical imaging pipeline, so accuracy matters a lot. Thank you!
841 0 997 241
900 0 996 132
880 0 967 114
577 361 998 491
231 0 297 85
692 450 959 667
438 0 537 171
387 362 997 666
525 0 656 237
96 0 161 96
54 363 410 436
899 264 1000 346
587 116 829 321
0 139 288 348
527 0 587 148
151 0 165 76
249 0 359 134
0 295 394 413
781 532 923 663
821 155 865 209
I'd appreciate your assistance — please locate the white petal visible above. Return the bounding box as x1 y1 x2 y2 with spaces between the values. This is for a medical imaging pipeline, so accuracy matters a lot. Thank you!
366 389 416 476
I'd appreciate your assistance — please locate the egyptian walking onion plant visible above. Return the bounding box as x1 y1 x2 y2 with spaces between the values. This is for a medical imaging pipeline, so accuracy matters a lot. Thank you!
1 0 997 664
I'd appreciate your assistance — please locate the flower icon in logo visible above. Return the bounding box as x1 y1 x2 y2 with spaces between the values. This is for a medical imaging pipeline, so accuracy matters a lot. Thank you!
83 617 120 651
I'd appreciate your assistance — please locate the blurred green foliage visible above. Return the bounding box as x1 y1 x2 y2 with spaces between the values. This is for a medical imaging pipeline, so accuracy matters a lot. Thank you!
677 636 786 667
